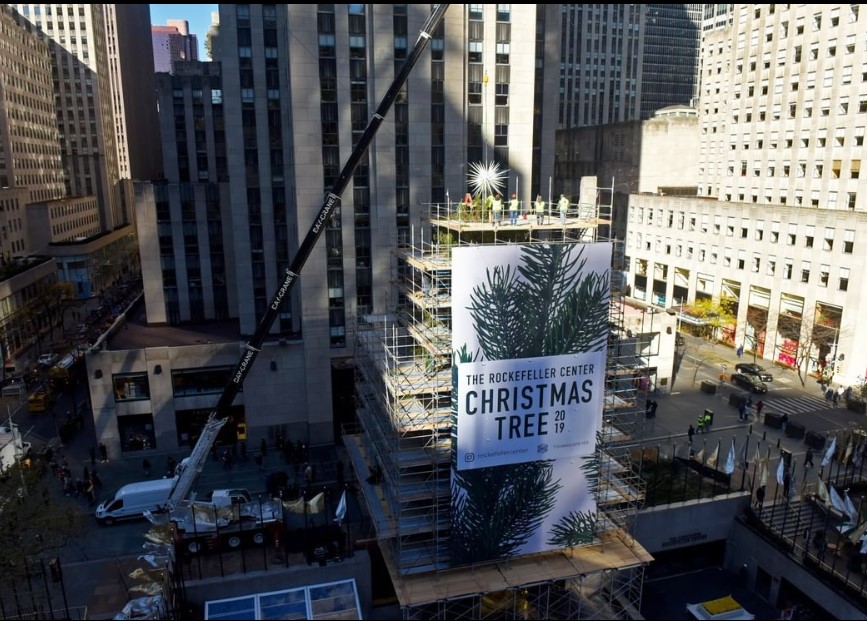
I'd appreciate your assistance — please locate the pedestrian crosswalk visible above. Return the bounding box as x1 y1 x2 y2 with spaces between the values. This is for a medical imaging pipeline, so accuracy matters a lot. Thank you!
762 393 829 416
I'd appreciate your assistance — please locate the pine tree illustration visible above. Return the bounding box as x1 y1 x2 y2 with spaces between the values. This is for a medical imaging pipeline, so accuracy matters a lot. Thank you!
546 430 604 546
451 244 609 563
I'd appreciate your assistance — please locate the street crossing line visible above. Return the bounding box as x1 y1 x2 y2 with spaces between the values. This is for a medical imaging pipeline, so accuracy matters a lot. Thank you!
762 394 828 415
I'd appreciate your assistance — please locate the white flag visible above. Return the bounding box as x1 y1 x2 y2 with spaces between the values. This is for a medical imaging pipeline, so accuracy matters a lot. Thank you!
844 436 855 465
724 439 736 475
776 456 785 485
845 491 858 524
822 436 837 468
707 443 720 469
817 478 831 505
334 490 347 524
760 460 768 487
830 486 847 514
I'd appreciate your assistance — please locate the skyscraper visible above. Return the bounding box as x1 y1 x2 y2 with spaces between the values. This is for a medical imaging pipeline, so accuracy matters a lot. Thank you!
12 3 124 230
0 4 64 204
151 19 198 74
106 5 163 181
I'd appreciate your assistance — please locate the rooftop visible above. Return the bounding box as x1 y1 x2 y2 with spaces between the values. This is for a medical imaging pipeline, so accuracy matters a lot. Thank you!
106 304 242 351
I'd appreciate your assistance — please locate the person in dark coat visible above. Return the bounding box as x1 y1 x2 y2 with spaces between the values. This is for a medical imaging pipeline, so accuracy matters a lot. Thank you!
688 424 695 444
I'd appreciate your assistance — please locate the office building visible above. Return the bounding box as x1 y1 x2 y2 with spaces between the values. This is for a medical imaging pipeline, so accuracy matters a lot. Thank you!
622 3 867 386
0 4 64 204
106 5 163 181
12 3 124 230
151 18 199 74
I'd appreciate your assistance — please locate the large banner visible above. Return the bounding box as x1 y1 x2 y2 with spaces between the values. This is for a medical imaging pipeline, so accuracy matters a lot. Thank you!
450 242 612 565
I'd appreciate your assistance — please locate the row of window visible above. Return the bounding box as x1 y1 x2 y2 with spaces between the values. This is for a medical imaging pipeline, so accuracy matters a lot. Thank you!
633 245 851 292
631 209 856 253
112 366 236 402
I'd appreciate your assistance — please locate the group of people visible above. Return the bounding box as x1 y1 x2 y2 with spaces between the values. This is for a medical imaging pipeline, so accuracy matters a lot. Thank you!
50 450 102 505
459 192 572 227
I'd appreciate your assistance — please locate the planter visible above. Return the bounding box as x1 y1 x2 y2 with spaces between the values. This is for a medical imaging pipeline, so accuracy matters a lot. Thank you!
700 380 717 395
804 430 826 451
764 411 784 429
846 398 867 414
785 421 806 440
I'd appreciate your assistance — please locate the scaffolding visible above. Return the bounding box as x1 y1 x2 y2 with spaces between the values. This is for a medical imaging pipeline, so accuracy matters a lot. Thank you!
345 188 652 618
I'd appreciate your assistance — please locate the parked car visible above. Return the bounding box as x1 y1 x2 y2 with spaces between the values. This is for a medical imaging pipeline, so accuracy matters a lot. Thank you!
730 372 768 394
734 363 773 382
37 353 58 369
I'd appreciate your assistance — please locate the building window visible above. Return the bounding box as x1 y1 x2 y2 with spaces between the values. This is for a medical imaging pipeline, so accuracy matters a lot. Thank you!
819 265 830 287
783 260 792 279
112 373 151 402
787 224 797 245
844 229 855 253
840 268 850 291
804 225 814 248
171 366 238 397
823 228 835 251
767 258 776 276
801 261 811 283
117 414 157 453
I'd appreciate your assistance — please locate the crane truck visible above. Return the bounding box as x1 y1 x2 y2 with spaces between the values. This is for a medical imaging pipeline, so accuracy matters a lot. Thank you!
162 4 451 514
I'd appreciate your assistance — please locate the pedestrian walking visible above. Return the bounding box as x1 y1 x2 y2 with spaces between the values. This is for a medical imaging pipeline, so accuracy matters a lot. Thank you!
221 448 232 470
688 424 695 445
167 456 177 478
756 399 764 417
833 387 841 407
86 478 96 505
98 442 108 463
142 458 151 477
737 345 744 358
89 446 97 467
805 448 814 469
755 485 766 511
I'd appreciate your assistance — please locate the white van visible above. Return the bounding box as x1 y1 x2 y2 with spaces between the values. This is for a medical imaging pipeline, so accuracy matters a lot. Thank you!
95 478 175 525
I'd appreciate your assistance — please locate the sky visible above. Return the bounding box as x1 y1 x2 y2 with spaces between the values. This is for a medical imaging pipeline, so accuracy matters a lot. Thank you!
149 4 218 61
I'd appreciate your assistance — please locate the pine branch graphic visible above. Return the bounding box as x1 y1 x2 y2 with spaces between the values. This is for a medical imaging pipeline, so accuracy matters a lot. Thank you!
467 244 609 359
465 264 525 360
451 461 561 563
547 430 604 546
452 244 610 563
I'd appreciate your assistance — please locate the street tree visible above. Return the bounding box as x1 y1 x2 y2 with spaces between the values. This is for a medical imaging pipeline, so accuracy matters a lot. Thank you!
686 297 737 342
0 459 85 583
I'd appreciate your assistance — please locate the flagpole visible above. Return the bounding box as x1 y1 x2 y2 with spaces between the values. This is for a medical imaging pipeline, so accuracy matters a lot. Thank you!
740 434 750 491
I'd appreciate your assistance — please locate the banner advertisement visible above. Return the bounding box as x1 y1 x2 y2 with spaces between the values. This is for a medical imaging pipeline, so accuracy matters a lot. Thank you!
450 242 612 566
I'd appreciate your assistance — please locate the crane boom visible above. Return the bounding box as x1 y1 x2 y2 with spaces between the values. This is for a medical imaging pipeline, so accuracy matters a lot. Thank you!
166 4 451 510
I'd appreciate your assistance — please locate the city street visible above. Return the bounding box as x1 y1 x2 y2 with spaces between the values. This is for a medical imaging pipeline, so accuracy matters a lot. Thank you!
638 333 866 501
